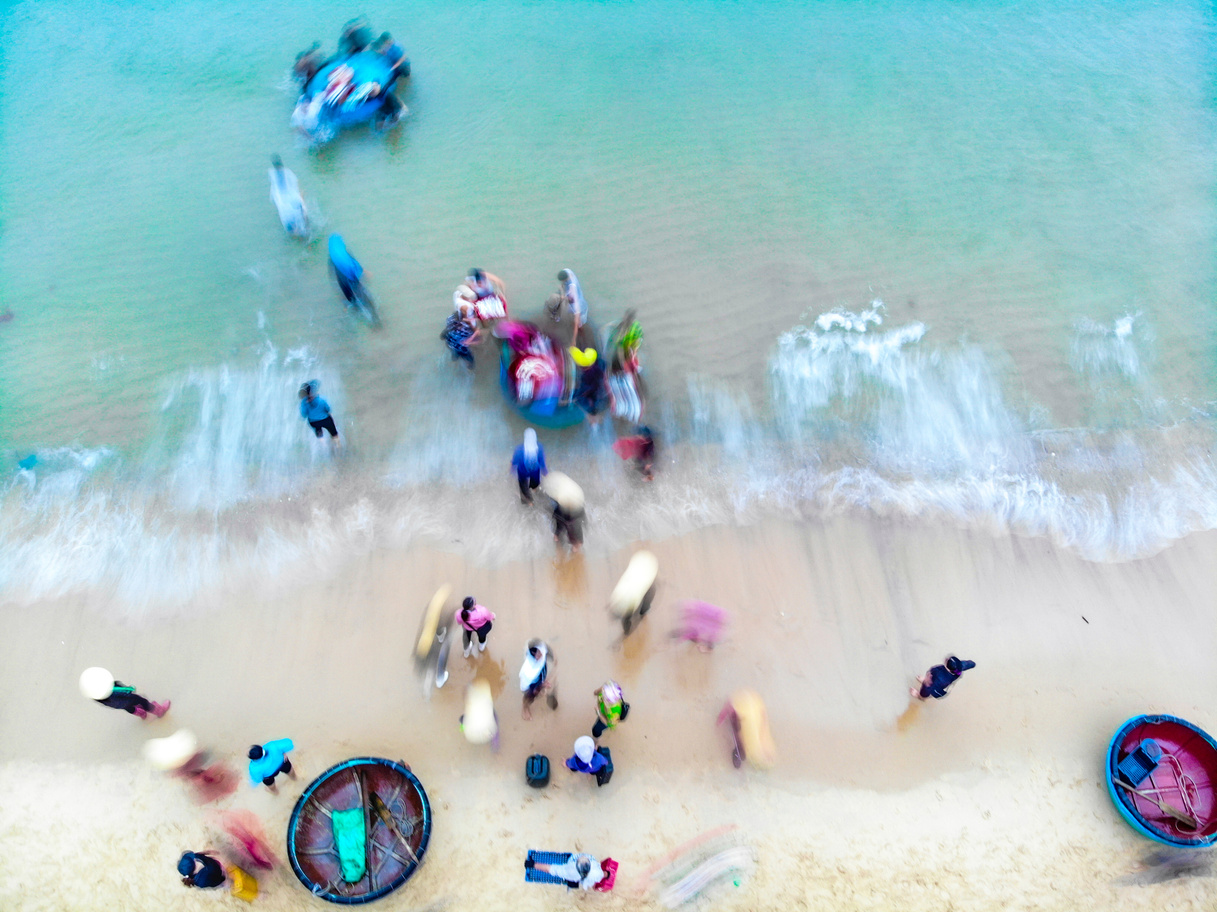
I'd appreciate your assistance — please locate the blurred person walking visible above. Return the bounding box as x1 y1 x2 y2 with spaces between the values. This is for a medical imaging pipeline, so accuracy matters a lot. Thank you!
591 680 629 738
519 639 557 720
911 655 976 701
248 738 296 793
299 381 339 443
511 428 547 504
79 667 168 719
541 471 585 553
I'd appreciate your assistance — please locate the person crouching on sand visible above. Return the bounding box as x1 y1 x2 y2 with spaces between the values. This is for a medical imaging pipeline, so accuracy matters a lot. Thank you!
179 851 226 889
911 655 976 700
79 667 169 719
519 639 557 720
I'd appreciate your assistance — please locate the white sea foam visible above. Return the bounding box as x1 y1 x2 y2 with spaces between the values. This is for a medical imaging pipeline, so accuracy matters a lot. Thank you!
150 343 342 511
1070 313 1145 383
3 309 1217 613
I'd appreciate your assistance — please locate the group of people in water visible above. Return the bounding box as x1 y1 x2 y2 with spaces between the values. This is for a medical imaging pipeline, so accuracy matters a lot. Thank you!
292 18 410 133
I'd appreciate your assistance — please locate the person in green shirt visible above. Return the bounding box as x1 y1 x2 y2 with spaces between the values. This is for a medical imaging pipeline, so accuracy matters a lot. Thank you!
591 681 629 738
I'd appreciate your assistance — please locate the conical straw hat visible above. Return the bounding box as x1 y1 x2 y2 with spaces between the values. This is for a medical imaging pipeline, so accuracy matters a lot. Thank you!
78 667 115 700
462 679 497 744
609 550 658 617
540 471 584 512
143 729 199 771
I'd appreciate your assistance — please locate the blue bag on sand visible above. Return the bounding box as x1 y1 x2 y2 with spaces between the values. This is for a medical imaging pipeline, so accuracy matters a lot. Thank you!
526 754 550 788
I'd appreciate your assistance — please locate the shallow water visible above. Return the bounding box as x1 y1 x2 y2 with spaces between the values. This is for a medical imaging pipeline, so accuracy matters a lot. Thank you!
1 0 1214 609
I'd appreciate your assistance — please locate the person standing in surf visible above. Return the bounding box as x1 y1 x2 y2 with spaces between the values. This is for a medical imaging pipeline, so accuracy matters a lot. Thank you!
269 155 308 237
557 269 588 342
511 428 547 504
443 305 480 368
299 382 339 444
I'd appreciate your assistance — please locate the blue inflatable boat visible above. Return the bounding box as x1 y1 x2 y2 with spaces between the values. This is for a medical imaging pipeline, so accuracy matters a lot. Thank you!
499 341 585 429
293 52 397 141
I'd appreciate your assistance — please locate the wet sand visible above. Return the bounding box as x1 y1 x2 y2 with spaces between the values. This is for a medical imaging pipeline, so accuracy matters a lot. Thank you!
2 514 1217 909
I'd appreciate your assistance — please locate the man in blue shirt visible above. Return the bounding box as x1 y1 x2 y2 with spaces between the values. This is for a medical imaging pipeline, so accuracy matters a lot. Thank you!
248 738 295 793
299 381 338 441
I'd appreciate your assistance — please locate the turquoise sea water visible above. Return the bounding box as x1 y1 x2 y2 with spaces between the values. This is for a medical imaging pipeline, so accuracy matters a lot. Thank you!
1 1 1214 608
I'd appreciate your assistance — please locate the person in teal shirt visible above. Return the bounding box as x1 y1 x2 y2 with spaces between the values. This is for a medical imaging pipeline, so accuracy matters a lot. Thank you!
299 381 339 441
248 738 295 792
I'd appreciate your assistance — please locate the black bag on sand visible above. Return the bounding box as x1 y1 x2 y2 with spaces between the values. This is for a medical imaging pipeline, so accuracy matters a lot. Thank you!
595 748 613 787
526 754 550 788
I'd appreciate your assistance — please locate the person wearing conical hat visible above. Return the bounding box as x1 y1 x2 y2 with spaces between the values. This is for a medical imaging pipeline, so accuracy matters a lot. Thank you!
609 550 658 636
460 679 499 750
717 689 776 770
78 667 169 720
541 471 584 553
143 729 239 803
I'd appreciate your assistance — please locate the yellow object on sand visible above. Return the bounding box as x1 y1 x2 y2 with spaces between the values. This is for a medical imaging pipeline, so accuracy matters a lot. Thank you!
417 585 451 659
229 866 258 902
609 550 659 618
569 346 598 367
462 678 497 744
732 690 776 770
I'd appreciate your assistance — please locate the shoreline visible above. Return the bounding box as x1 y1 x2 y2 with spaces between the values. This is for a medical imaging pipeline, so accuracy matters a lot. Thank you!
3 514 1216 908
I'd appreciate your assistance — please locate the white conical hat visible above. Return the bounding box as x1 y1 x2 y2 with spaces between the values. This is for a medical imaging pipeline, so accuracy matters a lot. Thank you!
609 550 658 617
143 729 199 771
540 471 584 512
79 667 116 700
462 679 497 745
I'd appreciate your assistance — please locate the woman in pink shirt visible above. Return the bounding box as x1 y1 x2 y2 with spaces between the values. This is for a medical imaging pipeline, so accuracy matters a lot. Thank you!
459 597 496 656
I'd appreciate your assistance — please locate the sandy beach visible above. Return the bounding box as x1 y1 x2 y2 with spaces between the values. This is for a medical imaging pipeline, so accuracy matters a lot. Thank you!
3 513 1216 910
